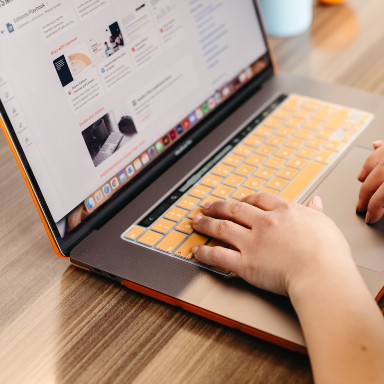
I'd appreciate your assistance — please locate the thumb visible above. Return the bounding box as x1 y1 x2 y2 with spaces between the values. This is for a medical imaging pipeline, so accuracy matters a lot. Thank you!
306 195 323 212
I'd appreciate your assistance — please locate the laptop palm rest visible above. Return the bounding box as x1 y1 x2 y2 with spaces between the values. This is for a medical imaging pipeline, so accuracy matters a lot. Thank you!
308 146 384 273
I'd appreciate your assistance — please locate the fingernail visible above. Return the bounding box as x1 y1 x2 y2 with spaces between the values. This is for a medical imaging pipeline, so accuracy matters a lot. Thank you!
365 212 371 224
193 214 203 224
357 168 365 180
204 202 212 210
372 140 383 149
356 199 361 211
312 195 323 210
192 246 199 254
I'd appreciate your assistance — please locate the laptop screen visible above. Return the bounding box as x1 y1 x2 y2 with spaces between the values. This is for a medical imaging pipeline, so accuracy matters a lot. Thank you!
0 0 270 252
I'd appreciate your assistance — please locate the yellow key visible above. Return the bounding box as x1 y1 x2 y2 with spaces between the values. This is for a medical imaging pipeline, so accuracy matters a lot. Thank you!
188 207 204 219
211 164 234 177
123 226 145 241
255 126 273 137
232 187 254 200
294 109 311 119
307 138 327 149
315 150 336 164
176 219 194 234
223 174 246 187
263 117 282 128
164 207 188 222
276 126 294 136
302 100 321 110
174 234 208 259
233 144 253 156
200 174 223 188
212 185 235 199
285 138 304 149
316 129 334 140
343 122 358 132
265 156 285 170
243 177 265 190
277 166 298 180
256 144 275 156
304 120 322 130
200 195 223 207
285 117 303 128
275 147 294 159
138 230 163 247
360 113 371 123
283 96 300 110
151 219 175 234
294 128 313 140
279 162 325 201
272 108 291 119
246 154 266 166
342 132 355 142
266 135 285 147
326 140 344 151
222 154 244 167
243 135 263 147
266 177 289 191
156 231 187 253
313 106 334 121
287 156 308 170
235 164 254 177
177 195 200 210
189 184 212 199
326 110 349 130
297 147 318 160
254 166 274 179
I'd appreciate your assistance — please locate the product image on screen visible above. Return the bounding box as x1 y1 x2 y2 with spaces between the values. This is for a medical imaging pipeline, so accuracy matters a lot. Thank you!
82 112 137 167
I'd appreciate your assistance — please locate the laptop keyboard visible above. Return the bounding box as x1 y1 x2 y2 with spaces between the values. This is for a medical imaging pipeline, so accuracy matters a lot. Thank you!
121 94 373 275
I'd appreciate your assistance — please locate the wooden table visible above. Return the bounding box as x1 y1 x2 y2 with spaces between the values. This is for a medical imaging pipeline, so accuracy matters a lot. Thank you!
1 1 383 383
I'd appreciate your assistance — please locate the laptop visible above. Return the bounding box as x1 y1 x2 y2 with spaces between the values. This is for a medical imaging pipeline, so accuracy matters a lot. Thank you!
1 0 383 352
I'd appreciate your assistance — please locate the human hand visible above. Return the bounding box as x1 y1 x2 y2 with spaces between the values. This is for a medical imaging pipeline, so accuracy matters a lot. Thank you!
356 140 384 223
192 193 351 297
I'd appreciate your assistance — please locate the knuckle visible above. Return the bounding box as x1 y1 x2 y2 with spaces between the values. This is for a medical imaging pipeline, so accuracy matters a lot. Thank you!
278 198 291 212
251 193 264 206
229 201 243 215
198 245 208 259
263 213 278 228
211 247 222 265
216 220 230 236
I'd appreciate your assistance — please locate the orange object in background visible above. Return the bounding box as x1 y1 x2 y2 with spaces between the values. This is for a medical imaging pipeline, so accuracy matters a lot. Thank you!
318 0 346 4
311 4 358 52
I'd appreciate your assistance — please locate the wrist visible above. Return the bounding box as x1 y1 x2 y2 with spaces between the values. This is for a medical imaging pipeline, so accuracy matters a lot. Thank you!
286 247 355 309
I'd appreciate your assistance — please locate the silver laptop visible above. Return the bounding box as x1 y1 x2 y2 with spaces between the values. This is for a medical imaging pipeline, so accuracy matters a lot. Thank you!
1 0 383 352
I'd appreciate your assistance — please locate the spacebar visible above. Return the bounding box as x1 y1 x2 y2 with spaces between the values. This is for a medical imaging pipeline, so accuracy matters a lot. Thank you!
279 162 325 202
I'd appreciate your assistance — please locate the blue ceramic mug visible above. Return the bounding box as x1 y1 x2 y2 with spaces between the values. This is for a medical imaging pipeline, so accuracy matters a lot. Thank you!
258 0 313 37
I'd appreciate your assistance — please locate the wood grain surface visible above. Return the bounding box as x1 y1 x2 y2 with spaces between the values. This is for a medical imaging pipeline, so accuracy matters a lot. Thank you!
1 1 383 383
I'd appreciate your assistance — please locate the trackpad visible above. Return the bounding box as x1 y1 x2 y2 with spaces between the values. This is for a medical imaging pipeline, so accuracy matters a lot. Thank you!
308 147 384 272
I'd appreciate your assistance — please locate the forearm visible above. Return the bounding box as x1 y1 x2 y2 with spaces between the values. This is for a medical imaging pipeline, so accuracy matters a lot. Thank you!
290 257 384 384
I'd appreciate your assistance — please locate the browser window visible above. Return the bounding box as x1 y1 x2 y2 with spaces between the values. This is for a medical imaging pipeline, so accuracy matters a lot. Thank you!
0 0 267 239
